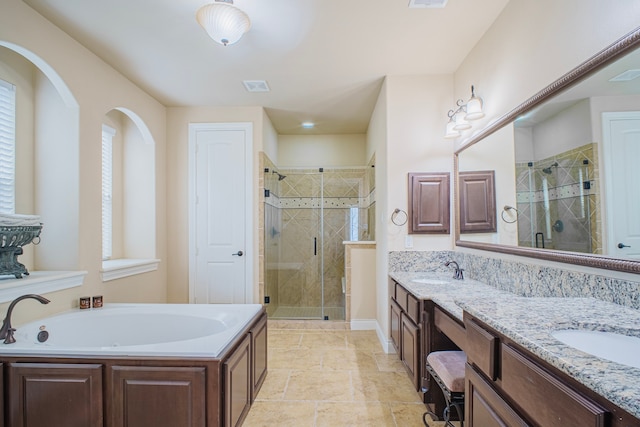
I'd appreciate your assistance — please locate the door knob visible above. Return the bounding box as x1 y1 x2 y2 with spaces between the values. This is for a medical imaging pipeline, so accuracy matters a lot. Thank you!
618 243 630 249
232 251 244 256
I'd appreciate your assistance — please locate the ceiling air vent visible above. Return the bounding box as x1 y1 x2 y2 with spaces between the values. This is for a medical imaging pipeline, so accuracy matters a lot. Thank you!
243 80 270 92
409 0 448 8
609 69 640 82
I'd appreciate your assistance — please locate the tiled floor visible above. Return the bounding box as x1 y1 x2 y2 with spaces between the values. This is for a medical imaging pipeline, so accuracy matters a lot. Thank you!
243 320 453 427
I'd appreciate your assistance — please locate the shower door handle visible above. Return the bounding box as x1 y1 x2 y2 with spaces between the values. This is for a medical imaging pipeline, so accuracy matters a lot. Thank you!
232 251 244 256
314 238 317 256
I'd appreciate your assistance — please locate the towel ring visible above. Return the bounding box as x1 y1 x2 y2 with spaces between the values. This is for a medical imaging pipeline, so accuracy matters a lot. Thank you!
501 205 518 224
391 208 408 226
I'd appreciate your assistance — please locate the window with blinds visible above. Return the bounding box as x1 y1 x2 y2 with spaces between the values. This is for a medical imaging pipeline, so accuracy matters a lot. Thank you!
0 79 16 214
102 124 116 260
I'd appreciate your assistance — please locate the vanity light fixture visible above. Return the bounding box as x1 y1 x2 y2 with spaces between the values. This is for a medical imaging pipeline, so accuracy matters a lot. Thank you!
196 0 251 47
444 85 484 138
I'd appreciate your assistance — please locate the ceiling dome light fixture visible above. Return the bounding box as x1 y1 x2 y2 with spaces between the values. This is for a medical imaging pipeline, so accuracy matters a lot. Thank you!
196 0 251 47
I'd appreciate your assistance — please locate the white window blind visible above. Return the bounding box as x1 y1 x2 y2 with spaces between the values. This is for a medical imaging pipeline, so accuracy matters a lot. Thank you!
102 124 116 260
0 79 16 214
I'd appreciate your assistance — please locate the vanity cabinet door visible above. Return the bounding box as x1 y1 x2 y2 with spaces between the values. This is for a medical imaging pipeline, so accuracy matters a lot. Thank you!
0 363 4 427
250 312 268 401
465 364 529 427
110 365 206 427
224 334 252 427
401 312 420 390
7 362 103 427
390 299 402 355
408 172 450 234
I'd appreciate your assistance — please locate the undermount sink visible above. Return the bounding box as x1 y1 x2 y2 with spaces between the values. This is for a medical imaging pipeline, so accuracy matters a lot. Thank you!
551 329 640 369
411 278 450 285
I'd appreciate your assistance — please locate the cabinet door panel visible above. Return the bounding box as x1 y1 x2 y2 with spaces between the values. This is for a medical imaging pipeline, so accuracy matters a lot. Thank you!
110 365 206 427
400 313 420 390
8 362 103 427
501 344 606 427
408 172 450 234
251 313 268 401
390 299 402 355
0 363 3 427
465 317 498 380
224 334 251 427
465 364 529 427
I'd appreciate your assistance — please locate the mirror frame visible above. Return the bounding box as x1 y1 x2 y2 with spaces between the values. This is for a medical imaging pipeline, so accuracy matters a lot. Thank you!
454 26 640 274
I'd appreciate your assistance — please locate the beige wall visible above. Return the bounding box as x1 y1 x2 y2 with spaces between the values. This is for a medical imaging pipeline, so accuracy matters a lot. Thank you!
278 134 367 167
0 0 168 325
348 245 377 322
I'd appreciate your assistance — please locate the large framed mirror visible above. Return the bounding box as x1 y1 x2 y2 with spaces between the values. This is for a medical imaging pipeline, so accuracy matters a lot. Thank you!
455 27 640 274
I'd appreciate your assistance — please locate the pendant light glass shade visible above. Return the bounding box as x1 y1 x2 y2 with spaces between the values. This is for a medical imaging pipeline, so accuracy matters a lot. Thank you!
444 120 460 139
464 86 485 120
196 2 251 46
453 112 471 131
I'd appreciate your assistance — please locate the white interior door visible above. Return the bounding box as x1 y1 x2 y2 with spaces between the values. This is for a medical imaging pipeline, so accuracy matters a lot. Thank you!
603 112 640 259
189 123 253 303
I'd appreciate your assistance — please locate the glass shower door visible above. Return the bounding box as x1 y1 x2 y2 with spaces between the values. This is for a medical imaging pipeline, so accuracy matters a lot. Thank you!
266 170 325 319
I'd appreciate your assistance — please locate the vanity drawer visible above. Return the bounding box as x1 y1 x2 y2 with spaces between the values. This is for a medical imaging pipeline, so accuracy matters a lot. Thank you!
395 283 409 311
501 344 607 427
465 318 498 380
434 306 466 351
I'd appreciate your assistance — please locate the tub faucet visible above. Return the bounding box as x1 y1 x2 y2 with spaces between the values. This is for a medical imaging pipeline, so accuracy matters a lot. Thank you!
0 294 50 344
445 261 464 280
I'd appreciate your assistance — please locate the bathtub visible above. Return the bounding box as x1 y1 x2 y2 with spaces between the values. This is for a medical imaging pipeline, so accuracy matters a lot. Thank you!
1 302 267 426
6 303 263 357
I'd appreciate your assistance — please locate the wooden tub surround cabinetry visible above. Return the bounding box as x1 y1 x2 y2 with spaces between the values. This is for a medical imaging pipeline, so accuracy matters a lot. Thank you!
464 313 640 427
1 309 267 427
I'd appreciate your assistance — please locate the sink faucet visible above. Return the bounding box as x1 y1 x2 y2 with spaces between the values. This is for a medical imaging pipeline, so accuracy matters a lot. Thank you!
0 294 50 344
445 261 464 280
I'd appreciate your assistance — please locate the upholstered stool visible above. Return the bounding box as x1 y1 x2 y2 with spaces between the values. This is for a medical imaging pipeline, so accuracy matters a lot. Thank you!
423 351 466 427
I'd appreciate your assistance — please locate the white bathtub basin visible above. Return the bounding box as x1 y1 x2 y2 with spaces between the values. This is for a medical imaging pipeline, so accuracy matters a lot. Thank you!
411 278 450 285
551 329 640 369
6 303 262 358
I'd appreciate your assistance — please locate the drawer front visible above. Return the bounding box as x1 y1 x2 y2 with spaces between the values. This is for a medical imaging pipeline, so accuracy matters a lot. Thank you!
395 283 409 312
406 293 420 324
434 307 466 351
465 318 498 380
501 344 607 427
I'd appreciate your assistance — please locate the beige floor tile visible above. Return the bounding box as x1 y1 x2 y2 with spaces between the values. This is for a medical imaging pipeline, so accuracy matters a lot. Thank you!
352 371 423 403
316 402 395 427
300 331 348 349
268 332 303 348
285 370 353 401
254 369 290 401
374 351 407 372
268 347 322 370
242 401 316 427
390 402 433 427
346 330 384 352
322 348 379 371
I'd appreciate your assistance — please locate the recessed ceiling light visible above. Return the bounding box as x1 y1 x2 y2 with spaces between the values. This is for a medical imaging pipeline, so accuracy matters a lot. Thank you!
408 0 448 8
609 69 640 82
301 122 315 129
243 80 270 92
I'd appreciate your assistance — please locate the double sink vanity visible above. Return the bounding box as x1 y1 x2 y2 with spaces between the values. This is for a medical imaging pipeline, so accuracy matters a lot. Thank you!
389 271 640 427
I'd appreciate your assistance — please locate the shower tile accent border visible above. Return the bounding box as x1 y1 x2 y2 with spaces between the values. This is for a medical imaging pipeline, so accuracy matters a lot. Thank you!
389 250 640 310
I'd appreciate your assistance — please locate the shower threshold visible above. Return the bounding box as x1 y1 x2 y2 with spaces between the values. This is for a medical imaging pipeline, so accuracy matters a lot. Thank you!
270 306 344 320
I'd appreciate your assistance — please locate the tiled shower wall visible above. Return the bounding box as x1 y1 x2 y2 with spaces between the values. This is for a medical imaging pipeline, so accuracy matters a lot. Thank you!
260 152 376 319
515 143 601 254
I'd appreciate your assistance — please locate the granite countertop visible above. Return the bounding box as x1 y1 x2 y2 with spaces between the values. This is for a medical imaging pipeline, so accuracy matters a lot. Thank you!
389 271 640 420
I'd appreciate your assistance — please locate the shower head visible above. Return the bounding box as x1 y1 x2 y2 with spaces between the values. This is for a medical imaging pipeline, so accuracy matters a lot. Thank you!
272 170 286 181
542 162 559 174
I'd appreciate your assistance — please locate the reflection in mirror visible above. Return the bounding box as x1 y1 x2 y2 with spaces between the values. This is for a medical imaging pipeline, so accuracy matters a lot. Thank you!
456 27 640 273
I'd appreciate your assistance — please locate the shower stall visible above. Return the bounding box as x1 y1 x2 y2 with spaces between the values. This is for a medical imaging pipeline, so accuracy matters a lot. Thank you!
515 154 598 254
263 167 372 320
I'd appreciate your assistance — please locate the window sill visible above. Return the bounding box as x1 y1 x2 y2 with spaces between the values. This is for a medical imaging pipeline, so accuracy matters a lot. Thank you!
0 271 87 304
101 259 160 282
